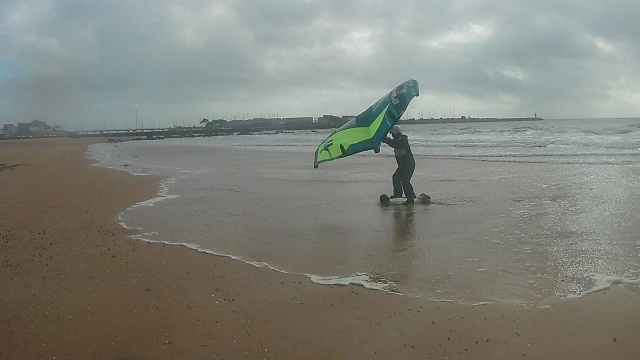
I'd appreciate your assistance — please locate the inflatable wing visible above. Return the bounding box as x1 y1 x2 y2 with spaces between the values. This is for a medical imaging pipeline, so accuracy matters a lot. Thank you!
314 79 419 168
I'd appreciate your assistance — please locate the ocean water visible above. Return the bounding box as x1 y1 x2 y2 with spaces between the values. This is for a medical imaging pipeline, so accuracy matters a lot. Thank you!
88 118 640 305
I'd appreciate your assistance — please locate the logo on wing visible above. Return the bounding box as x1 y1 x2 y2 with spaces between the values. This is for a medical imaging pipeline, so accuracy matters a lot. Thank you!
321 139 333 153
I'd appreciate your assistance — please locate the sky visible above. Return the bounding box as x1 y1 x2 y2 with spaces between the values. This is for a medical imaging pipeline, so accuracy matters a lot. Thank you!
1 0 640 131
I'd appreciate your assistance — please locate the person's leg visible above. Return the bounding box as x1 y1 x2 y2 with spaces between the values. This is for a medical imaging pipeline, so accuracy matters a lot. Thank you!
401 164 416 201
392 167 403 197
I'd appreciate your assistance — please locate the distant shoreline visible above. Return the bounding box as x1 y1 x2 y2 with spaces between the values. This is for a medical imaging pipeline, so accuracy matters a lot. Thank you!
1 116 544 141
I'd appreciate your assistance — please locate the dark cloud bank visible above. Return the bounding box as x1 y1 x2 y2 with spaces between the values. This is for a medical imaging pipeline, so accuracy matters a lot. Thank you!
1 0 639 130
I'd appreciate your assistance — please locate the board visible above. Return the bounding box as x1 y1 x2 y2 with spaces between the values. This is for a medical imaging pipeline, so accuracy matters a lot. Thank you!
379 193 431 205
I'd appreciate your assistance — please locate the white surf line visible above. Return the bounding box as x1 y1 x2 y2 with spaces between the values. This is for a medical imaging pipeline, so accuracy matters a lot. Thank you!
87 142 213 178
114 163 214 229
308 273 400 293
126 232 402 294
122 232 526 306
566 272 640 299
116 175 183 229
87 143 194 229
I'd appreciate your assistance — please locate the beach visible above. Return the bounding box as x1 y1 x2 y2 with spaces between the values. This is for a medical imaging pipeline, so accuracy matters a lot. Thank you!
2 136 640 359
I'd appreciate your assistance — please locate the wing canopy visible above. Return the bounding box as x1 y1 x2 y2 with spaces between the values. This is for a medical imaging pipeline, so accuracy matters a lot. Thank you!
314 79 419 168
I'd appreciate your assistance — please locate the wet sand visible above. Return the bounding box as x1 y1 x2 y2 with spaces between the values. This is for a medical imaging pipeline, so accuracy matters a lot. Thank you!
1 137 640 359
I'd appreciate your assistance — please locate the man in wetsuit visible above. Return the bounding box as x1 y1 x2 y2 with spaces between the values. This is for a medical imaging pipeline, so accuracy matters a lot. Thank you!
382 125 416 204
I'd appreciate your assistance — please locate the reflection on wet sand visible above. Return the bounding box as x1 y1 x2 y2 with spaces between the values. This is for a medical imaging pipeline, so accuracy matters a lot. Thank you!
391 206 416 252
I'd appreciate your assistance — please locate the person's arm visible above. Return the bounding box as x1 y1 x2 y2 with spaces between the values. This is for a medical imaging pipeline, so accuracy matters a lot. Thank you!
383 137 402 148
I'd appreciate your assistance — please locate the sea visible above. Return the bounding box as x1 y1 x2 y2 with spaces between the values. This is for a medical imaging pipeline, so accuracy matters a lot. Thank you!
88 118 640 306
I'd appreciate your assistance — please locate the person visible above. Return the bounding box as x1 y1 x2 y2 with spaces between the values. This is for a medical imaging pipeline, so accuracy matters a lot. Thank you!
382 125 416 204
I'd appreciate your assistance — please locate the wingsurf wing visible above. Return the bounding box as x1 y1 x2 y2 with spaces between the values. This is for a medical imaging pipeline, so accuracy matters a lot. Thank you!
314 79 419 168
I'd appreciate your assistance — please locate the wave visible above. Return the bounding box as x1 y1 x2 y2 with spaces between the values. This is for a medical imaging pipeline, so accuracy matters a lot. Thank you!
414 153 640 165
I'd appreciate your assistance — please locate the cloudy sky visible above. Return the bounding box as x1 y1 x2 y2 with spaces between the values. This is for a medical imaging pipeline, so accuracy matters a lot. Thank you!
1 0 639 130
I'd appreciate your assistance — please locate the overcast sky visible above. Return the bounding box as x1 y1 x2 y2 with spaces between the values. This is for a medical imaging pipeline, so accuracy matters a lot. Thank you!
1 0 639 130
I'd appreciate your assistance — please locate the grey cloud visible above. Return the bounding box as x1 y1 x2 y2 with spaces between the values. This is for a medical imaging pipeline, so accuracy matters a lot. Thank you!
1 0 639 130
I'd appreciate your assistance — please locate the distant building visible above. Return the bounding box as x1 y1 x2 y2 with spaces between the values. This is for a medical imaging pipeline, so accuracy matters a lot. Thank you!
283 117 313 125
318 115 350 127
2 124 18 136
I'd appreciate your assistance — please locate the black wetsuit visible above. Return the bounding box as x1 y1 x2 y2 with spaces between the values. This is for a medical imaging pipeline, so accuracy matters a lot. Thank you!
382 134 416 200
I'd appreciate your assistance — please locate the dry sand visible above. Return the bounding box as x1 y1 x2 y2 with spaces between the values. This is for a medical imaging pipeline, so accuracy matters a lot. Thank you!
1 137 639 359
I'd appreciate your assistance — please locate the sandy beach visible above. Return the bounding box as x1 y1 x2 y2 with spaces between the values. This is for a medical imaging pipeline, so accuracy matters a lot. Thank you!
2 137 640 359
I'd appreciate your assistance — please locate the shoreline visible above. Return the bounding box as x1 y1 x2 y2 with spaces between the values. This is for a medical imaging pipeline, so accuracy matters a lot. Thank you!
2 137 640 359
399 117 542 125
1 116 543 141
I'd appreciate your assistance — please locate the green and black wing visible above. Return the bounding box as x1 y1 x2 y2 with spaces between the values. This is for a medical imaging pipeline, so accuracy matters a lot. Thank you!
314 79 419 168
